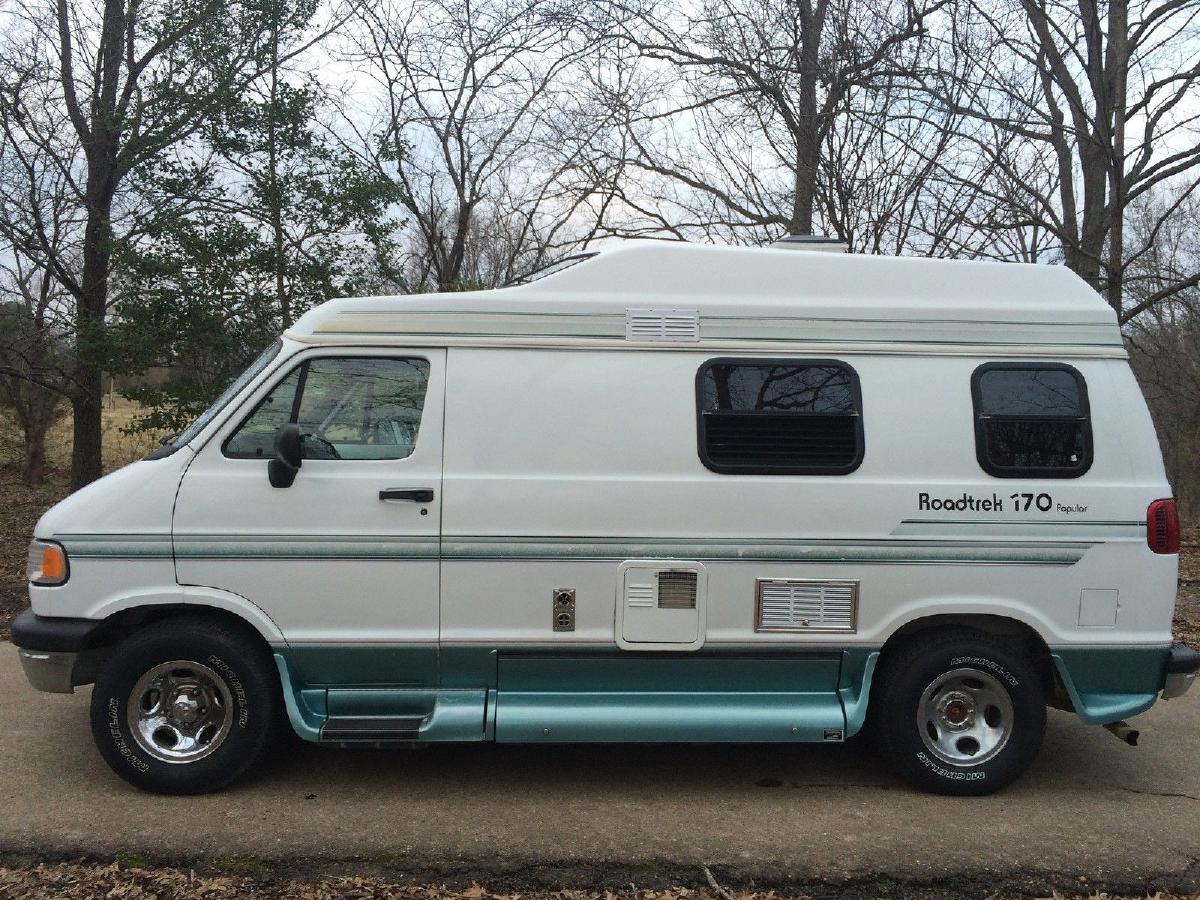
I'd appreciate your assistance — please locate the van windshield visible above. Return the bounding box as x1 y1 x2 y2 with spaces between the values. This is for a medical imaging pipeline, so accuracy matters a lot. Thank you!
169 340 283 450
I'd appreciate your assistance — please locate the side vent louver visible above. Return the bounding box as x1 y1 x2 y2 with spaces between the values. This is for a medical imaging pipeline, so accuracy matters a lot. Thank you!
756 579 858 633
626 582 656 607
657 570 698 609
626 308 700 342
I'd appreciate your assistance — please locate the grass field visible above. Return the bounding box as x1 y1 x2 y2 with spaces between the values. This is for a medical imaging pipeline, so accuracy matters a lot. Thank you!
0 398 152 475
0 404 1197 645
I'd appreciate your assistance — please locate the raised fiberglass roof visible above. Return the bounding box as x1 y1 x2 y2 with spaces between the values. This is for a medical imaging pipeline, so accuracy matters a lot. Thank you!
287 241 1123 356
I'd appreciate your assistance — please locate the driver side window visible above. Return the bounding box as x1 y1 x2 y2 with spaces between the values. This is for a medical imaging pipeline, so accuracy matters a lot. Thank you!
223 357 431 461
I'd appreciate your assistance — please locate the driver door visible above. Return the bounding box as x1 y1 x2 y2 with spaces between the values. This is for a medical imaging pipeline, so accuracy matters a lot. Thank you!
173 349 445 654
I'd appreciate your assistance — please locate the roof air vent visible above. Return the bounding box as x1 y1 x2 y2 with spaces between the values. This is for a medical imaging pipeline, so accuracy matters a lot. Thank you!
625 308 700 342
772 235 848 253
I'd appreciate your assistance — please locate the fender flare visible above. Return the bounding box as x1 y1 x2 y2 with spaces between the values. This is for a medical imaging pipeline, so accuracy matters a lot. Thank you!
179 585 287 645
85 585 287 647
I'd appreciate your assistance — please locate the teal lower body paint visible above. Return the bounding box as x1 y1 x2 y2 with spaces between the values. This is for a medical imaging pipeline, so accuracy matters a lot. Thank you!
274 642 1170 742
1051 645 1170 724
274 644 882 744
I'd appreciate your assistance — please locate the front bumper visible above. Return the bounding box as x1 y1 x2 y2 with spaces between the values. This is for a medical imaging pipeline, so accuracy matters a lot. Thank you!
11 609 109 694
1163 642 1200 700
17 648 79 693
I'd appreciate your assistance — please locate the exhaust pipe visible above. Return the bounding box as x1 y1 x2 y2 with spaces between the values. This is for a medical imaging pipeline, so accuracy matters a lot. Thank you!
1104 721 1140 746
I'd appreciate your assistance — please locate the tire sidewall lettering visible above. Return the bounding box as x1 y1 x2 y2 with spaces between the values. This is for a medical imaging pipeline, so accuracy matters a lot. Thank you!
916 751 987 781
949 655 1019 687
110 651 250 774
106 696 150 773
206 654 250 728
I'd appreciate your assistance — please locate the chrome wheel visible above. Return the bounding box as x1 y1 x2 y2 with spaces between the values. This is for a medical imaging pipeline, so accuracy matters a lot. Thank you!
126 660 233 764
917 667 1014 766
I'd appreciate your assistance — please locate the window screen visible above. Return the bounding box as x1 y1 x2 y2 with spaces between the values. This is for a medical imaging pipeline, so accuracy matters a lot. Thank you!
971 363 1091 478
696 359 864 474
224 357 430 460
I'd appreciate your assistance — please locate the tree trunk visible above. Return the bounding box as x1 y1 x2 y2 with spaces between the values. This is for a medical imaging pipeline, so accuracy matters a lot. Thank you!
22 418 50 485
70 359 103 488
1072 139 1110 292
1105 0 1128 317
790 2 824 236
267 13 290 328
71 192 114 489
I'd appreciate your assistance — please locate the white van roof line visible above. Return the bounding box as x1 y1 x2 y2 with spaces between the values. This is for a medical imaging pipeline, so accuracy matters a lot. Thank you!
286 242 1126 357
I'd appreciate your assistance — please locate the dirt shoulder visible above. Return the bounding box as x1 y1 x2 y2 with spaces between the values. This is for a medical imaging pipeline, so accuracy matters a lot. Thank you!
1177 529 1200 647
0 855 1196 900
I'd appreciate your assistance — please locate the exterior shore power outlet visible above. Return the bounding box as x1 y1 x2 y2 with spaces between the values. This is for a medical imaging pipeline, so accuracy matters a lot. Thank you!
553 588 576 632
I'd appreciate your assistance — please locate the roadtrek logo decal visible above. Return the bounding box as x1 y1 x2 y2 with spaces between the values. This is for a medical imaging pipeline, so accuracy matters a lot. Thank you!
919 492 1088 515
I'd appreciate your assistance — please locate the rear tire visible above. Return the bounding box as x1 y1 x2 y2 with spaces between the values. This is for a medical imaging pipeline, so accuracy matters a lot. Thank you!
871 629 1046 795
90 616 278 794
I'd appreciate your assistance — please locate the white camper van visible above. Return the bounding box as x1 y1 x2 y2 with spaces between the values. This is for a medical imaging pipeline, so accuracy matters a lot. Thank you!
13 242 1198 796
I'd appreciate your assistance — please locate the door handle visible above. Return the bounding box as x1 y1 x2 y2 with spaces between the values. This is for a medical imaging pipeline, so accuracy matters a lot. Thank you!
379 488 435 503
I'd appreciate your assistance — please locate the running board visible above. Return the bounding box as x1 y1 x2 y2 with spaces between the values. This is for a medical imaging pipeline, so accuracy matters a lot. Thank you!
321 715 425 742
493 691 845 742
280 685 491 743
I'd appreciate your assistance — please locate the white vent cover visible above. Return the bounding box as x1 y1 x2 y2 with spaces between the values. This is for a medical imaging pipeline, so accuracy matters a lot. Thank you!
625 308 700 342
756 579 858 633
618 560 707 650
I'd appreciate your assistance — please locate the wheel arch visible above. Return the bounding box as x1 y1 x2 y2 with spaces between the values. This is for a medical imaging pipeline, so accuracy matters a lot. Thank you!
77 589 285 672
874 613 1058 700
86 586 285 647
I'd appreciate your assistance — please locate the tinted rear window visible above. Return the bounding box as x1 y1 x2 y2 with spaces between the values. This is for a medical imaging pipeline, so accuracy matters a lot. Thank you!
972 364 1091 477
696 360 864 475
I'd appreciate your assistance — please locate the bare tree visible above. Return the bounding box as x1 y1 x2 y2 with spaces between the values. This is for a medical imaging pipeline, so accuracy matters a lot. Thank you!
1124 190 1200 515
588 0 964 247
815 66 1045 257
0 55 81 483
0 242 76 483
344 0 620 291
0 285 73 484
926 0 1200 320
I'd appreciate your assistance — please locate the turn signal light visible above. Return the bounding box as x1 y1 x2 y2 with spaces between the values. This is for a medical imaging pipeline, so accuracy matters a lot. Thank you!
27 539 69 586
1147 499 1180 555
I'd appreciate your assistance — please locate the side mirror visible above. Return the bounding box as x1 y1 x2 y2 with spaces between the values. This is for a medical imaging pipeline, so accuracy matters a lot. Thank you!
268 423 302 488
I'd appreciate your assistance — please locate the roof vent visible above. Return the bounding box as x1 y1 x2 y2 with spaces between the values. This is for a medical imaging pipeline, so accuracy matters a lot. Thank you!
772 235 848 253
626 308 700 342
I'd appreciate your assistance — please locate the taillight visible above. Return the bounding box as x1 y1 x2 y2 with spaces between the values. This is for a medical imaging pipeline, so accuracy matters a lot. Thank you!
1147 499 1180 554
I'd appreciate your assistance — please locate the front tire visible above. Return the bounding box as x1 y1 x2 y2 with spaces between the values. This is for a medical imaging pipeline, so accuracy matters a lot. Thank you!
90 616 278 794
872 629 1046 796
